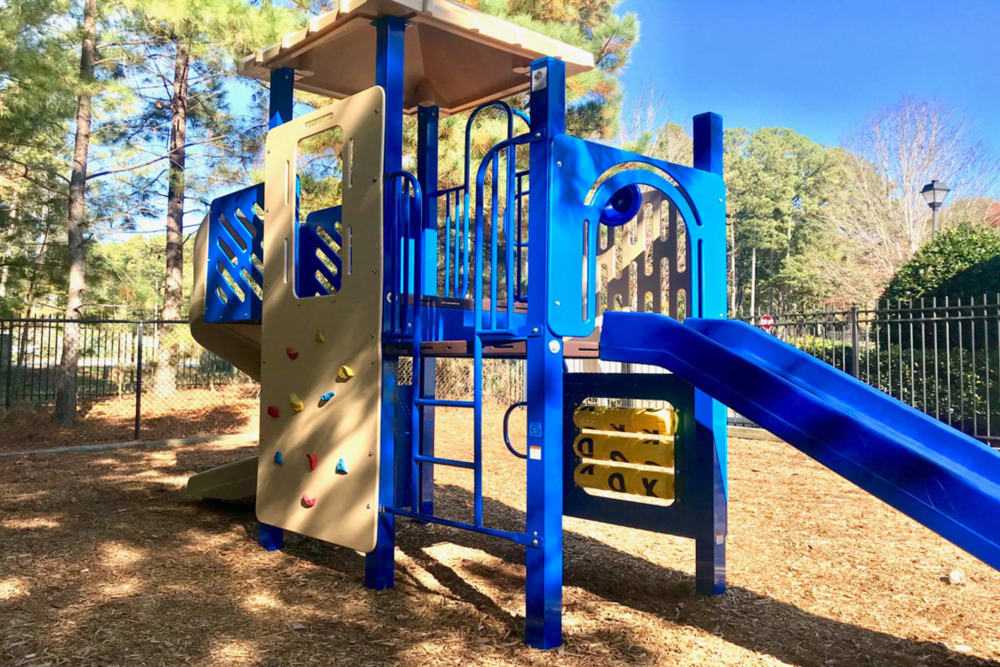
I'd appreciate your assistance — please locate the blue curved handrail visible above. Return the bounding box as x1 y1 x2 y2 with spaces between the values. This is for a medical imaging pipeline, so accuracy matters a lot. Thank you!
473 132 535 334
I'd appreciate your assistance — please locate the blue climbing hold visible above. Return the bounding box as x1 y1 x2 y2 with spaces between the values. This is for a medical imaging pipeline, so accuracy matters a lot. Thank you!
335 458 348 475
320 390 336 403
274 451 283 465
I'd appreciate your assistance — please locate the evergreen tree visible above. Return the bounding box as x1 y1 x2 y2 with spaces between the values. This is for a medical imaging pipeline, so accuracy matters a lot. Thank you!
110 0 301 393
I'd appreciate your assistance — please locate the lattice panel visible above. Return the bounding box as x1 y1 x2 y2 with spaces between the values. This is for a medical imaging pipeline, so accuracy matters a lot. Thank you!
599 190 690 319
296 205 343 297
205 183 265 323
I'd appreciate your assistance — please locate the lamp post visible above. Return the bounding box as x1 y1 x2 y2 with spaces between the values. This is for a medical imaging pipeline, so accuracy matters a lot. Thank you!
921 180 950 236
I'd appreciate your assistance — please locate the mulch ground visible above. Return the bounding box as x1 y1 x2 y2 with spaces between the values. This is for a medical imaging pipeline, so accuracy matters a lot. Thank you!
0 385 259 452
1 407 998 665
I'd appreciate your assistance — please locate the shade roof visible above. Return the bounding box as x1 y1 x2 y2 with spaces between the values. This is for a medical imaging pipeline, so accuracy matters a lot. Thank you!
238 0 594 115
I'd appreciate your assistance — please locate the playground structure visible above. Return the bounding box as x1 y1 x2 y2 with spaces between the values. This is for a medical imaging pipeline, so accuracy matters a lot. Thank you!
184 0 1000 650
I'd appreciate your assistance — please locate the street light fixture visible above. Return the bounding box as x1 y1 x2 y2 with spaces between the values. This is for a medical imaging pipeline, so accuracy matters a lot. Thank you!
921 179 950 236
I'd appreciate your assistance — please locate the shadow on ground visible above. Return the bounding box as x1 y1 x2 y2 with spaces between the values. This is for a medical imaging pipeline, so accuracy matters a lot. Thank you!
0 444 995 665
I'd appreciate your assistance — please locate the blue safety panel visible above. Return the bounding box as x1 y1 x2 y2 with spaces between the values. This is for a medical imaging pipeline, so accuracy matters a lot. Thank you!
549 136 726 338
205 183 264 323
296 205 343 297
600 311 1000 571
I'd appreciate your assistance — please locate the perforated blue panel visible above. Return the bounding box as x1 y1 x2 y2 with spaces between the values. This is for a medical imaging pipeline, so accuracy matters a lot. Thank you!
205 183 264 322
296 205 343 297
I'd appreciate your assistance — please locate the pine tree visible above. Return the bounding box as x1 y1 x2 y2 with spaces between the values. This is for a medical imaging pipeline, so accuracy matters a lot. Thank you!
111 0 301 394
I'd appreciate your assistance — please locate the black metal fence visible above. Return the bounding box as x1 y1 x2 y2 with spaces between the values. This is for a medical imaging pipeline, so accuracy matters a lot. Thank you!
0 318 256 449
743 295 1000 446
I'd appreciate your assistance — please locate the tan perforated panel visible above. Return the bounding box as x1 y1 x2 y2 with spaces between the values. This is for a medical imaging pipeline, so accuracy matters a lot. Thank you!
256 87 384 552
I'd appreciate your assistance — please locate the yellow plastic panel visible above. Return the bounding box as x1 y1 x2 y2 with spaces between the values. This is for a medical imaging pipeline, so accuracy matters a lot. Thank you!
256 87 384 553
572 405 677 436
572 433 674 468
573 462 675 501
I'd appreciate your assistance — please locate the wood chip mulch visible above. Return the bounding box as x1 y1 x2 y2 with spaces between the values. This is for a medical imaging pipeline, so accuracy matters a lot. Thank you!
1 408 998 665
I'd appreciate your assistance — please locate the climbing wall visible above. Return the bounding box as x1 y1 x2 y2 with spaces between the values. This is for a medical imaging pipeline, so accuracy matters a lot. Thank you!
256 87 385 553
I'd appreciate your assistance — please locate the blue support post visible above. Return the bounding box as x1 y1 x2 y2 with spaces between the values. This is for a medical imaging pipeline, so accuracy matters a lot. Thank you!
365 15 407 591
268 67 294 130
417 105 439 516
524 57 566 650
691 111 727 596
258 66 295 553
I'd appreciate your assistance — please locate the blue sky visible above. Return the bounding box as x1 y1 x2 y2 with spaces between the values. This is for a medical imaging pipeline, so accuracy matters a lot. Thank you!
619 0 1000 163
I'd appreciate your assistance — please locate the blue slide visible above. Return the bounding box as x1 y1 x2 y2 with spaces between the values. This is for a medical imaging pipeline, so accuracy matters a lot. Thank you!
600 311 1000 571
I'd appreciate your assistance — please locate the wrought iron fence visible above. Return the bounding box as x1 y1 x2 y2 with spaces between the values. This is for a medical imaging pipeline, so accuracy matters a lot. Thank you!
0 318 256 450
744 294 1000 446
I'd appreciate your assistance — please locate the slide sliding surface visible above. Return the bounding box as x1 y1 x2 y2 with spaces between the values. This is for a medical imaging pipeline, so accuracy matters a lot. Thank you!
599 311 1000 571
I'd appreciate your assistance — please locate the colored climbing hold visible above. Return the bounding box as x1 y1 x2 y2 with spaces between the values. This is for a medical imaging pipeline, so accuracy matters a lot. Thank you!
267 405 280 418
315 329 326 343
320 391 336 403
290 392 304 412
274 451 283 465
337 365 355 381
286 347 299 360
301 494 316 508
307 453 318 471
335 458 348 475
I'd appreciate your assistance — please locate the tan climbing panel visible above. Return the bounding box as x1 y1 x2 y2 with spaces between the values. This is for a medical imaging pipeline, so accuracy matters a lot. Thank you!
256 87 384 552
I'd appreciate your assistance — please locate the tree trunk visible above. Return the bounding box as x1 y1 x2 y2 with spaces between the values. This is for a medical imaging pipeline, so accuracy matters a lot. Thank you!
728 227 736 316
54 0 96 426
153 39 189 397
749 245 757 318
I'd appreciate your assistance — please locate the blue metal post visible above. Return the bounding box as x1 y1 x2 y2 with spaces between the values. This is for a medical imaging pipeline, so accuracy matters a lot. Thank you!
524 56 565 650
692 111 727 595
268 67 294 130
417 105 439 515
258 66 295 553
366 15 407 590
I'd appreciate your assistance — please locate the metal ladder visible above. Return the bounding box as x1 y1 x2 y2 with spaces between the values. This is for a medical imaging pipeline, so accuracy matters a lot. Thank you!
384 129 534 546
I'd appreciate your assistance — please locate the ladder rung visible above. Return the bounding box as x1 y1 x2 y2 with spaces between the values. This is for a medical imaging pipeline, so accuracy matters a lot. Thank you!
414 454 475 469
415 398 475 408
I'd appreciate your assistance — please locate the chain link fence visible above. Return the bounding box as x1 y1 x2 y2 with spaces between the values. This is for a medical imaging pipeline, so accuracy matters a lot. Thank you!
397 357 526 404
0 318 257 451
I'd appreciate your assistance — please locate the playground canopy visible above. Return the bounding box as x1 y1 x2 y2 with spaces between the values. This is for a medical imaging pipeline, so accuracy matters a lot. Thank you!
238 0 595 115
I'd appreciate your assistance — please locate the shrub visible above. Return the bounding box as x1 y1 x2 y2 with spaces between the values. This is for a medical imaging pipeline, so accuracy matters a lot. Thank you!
881 222 1000 303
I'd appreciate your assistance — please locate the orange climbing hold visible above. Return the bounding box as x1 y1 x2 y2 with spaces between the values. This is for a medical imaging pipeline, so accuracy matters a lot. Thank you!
267 405 280 418
301 494 316 508
286 347 299 360
307 453 318 471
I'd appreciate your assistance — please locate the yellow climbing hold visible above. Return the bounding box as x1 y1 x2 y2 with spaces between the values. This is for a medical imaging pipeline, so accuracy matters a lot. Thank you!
315 329 326 343
290 392 305 412
337 365 355 381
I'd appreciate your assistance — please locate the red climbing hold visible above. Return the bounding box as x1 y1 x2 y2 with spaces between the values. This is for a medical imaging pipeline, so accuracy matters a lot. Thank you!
307 453 318 471
267 405 280 418
301 494 316 508
286 347 299 360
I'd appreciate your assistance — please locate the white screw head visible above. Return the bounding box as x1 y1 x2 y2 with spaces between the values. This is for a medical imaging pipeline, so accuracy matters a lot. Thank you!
548 340 560 354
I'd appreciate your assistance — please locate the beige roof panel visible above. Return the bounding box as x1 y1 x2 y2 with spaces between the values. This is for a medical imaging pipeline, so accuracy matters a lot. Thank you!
239 0 594 115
